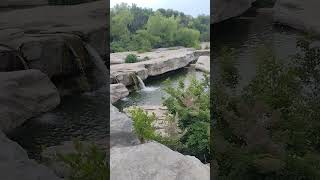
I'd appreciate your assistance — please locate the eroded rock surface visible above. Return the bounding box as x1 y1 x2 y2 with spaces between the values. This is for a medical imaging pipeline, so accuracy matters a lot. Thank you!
110 142 210 180
0 131 62 180
110 83 129 104
212 0 256 23
195 56 210 73
0 70 60 132
273 0 320 34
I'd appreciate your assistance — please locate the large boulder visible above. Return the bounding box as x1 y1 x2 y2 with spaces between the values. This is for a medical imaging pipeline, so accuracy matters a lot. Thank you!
110 142 210 180
0 131 62 180
212 0 256 23
0 69 60 132
195 56 210 73
110 105 139 147
110 83 129 104
273 0 320 35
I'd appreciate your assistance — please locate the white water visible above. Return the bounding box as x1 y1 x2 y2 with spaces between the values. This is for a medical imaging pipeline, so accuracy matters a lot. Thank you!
141 86 159 92
136 76 146 89
84 43 108 76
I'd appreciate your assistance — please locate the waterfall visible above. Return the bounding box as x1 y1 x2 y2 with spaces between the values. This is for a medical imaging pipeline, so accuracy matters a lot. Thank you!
84 43 108 76
136 75 146 89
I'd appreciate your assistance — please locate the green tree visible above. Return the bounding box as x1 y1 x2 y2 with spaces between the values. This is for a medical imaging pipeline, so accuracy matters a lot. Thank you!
175 28 201 48
146 12 179 47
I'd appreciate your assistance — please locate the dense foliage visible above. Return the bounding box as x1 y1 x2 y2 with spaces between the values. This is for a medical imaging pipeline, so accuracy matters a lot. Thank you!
57 140 108 180
111 3 209 52
212 37 320 179
162 75 210 162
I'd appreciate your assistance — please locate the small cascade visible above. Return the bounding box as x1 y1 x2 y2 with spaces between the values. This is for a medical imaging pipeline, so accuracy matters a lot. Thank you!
136 75 146 89
84 43 108 76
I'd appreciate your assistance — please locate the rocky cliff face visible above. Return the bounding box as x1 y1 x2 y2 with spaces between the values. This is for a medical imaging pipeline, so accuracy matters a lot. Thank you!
273 0 320 35
212 0 256 23
0 0 108 95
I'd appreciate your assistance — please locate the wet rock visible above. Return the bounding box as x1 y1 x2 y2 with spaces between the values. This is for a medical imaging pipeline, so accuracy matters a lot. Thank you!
110 142 210 180
110 83 129 104
212 0 256 23
195 56 210 73
0 131 62 180
110 63 148 86
273 0 320 35
110 105 139 147
0 69 60 132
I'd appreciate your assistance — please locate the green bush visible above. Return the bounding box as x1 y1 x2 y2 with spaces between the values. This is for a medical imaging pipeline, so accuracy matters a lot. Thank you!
163 74 210 161
129 107 157 143
175 28 201 48
57 140 109 180
125 54 138 63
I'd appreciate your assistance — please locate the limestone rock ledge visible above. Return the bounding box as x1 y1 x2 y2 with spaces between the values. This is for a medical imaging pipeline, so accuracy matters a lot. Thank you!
110 48 196 86
110 83 129 104
110 142 210 180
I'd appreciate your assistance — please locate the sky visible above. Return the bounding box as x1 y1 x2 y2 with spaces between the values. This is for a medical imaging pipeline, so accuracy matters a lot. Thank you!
110 0 210 17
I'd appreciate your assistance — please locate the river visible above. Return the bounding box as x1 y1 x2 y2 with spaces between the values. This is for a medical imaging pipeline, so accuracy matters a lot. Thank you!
212 9 302 88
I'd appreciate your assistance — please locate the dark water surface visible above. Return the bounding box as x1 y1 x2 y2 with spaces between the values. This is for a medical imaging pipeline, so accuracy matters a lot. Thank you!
8 91 109 160
212 10 302 87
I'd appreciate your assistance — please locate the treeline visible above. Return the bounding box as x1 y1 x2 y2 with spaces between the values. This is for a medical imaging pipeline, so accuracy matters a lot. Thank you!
111 3 210 53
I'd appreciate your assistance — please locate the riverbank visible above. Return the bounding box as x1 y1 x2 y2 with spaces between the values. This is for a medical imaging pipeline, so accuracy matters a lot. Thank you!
110 46 210 104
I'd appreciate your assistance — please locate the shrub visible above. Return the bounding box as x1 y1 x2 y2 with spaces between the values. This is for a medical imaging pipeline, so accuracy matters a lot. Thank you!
57 140 109 180
129 107 156 143
163 74 210 161
125 54 138 63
